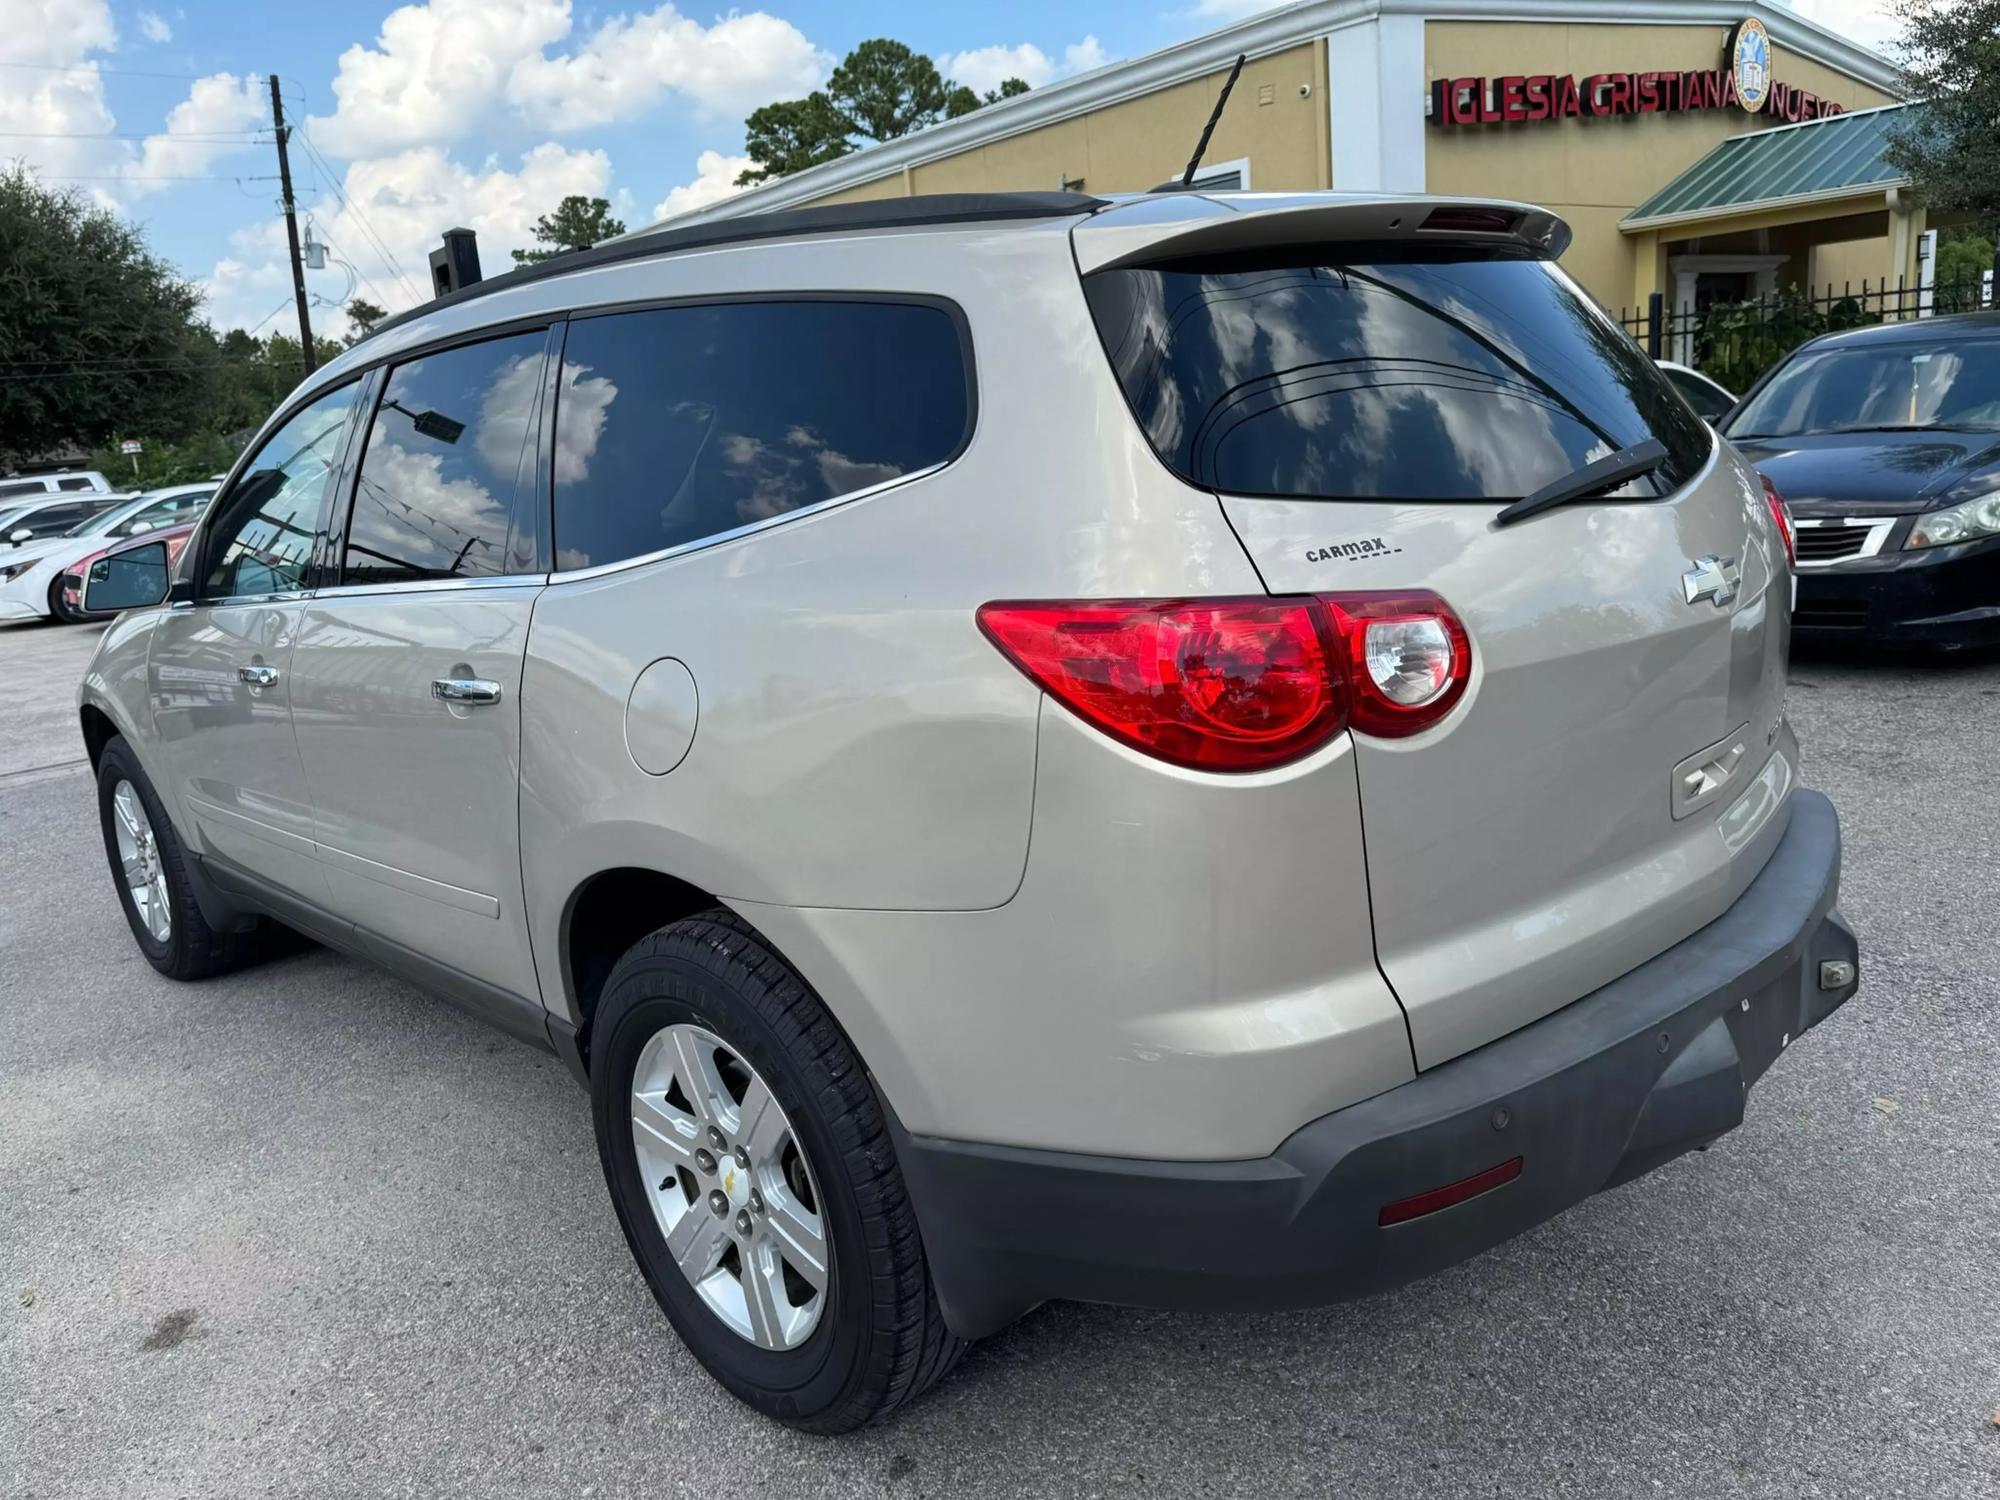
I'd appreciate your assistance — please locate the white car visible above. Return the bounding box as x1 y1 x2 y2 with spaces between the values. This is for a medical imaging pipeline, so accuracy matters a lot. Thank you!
0 484 214 624
0 470 116 510
1655 359 1737 422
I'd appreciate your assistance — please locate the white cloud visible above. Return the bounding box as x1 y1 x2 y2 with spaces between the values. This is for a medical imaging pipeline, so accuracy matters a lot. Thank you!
0 0 257 204
940 34 1113 97
1775 0 1899 53
308 0 571 157
943 43 1059 94
202 142 614 333
309 0 827 155
651 148 751 221
127 73 265 196
0 0 116 63
508 8 827 130
136 9 171 43
1064 37 1110 75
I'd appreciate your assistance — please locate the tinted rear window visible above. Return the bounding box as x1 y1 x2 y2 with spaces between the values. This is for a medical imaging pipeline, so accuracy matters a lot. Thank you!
1084 250 1710 501
552 300 969 572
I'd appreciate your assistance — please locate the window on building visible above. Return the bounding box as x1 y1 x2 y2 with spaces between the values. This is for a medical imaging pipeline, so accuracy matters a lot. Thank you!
344 331 548 585
551 300 970 572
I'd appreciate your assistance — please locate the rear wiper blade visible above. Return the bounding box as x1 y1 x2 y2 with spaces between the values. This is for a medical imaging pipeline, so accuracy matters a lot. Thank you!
1493 439 1669 528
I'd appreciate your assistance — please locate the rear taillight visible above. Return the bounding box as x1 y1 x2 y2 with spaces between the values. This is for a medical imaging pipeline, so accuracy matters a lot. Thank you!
976 591 1471 772
1761 473 1795 570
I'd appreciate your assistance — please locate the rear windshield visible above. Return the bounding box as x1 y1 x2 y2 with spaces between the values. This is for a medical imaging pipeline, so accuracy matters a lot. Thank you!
1083 248 1711 502
1725 338 2000 439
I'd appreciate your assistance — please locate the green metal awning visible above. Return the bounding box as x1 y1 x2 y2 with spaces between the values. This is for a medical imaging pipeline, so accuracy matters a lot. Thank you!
1623 102 1915 231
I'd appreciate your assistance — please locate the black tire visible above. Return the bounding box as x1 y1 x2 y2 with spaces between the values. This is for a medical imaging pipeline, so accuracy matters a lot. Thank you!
591 907 967 1432
46 574 80 624
96 736 267 981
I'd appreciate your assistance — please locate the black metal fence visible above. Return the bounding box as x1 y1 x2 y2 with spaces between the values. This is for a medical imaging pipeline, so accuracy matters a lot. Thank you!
1616 278 1994 393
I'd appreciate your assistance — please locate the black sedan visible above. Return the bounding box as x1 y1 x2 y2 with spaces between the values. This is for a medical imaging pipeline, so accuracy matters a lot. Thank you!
1720 312 2000 649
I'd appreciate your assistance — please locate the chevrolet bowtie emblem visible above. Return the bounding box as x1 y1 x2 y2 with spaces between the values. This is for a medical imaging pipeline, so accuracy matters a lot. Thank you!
1682 554 1740 609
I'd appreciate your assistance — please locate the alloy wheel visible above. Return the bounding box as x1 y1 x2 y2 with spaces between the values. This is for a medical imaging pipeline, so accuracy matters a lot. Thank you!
629 1023 829 1349
110 780 171 944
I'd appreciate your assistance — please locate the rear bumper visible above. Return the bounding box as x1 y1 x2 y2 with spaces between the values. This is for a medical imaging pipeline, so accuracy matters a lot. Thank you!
1793 532 2000 646
899 789 1856 1338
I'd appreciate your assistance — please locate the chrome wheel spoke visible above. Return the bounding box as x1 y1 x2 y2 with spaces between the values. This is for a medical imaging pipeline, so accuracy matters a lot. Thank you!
665 1201 729 1280
146 876 171 940
764 1192 828 1292
740 1248 789 1347
630 1089 697 1167
734 1077 786 1163
669 1028 728 1128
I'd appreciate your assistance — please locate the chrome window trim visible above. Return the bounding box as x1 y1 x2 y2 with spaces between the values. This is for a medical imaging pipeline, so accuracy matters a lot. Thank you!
545 461 951 584
311 573 549 600
170 589 312 611
1792 516 1898 570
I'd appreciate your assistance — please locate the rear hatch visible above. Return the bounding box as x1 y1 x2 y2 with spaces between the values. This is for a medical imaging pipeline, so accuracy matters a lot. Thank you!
1078 196 1794 1067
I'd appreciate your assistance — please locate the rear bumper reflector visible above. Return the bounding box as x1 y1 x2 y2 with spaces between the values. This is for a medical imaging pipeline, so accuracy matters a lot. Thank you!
1377 1156 1523 1226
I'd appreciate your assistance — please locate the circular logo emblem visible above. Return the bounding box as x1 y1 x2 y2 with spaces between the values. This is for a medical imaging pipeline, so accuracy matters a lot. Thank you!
1730 17 1772 113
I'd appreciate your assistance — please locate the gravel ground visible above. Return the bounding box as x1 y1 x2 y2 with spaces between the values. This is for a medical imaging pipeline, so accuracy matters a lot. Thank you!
2 617 1997 1499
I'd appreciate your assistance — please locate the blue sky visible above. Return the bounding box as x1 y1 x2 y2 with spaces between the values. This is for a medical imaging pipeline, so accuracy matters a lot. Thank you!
2 0 1893 337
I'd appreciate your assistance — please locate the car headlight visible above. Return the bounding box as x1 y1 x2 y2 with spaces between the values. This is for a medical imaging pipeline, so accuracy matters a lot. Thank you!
0 558 34 583
1907 490 2000 549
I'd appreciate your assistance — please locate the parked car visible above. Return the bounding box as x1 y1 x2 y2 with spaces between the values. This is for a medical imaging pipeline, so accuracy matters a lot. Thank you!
77 191 1858 1432
0 469 116 510
0 485 213 624
61 518 201 622
1721 312 2000 647
1655 359 1736 422
0 490 129 550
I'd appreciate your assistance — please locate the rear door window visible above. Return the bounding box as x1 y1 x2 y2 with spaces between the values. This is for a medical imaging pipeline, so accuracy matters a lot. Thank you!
550 299 970 571
1084 249 1711 501
58 476 98 491
343 330 548 585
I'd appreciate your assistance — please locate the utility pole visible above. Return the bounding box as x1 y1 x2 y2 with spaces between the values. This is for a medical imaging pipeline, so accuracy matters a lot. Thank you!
268 74 315 376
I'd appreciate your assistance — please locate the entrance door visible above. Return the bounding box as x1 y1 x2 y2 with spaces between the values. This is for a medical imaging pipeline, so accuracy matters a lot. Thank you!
287 328 552 1020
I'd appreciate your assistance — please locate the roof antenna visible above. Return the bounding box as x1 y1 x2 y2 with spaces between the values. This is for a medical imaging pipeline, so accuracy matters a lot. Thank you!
1178 53 1248 188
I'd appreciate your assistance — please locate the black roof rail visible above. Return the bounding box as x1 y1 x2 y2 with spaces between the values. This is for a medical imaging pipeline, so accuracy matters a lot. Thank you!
362 191 1110 344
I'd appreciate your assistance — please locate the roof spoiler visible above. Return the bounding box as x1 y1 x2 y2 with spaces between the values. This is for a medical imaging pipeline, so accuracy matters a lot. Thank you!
1072 194 1571 275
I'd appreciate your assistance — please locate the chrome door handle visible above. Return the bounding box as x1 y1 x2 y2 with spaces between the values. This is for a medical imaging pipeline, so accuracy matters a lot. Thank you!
238 664 280 688
431 677 503 705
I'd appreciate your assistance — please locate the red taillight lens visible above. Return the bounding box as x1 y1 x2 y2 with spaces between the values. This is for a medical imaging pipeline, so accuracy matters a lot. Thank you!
977 598 1344 771
1760 473 1795 570
977 591 1471 771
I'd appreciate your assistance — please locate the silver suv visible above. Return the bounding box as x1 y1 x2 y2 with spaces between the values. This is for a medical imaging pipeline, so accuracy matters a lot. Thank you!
78 191 1859 1432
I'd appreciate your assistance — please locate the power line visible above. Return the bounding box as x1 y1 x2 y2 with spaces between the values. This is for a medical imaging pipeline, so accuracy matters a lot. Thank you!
37 172 282 182
0 129 270 141
0 60 216 81
294 126 422 303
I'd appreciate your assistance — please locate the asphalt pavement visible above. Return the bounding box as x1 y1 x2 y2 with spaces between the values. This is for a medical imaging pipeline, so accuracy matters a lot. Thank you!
3 616 1997 1499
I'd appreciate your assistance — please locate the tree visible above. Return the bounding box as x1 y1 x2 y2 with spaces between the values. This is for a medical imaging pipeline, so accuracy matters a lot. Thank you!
511 195 628 265
345 297 388 344
0 167 217 463
1883 1 2000 248
737 39 1031 185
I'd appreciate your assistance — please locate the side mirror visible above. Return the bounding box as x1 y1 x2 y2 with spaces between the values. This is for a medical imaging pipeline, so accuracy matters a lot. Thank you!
7 528 30 545
129 520 154 535
84 540 171 613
